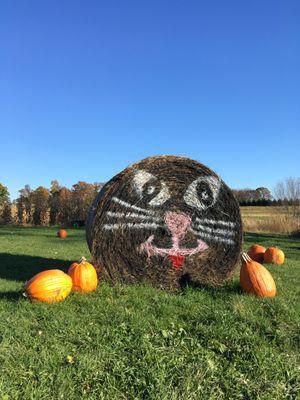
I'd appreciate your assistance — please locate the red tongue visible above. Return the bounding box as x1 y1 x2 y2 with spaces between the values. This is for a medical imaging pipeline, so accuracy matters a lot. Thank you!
168 255 185 270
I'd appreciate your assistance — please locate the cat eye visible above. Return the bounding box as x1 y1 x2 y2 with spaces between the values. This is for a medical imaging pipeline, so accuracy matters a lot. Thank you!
183 176 221 211
132 169 170 206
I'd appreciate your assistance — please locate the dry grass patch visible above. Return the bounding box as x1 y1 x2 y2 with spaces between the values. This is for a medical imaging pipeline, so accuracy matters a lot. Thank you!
243 216 300 234
241 207 300 234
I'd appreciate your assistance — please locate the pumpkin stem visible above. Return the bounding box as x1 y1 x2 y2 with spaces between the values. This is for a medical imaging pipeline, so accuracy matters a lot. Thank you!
241 252 252 263
79 256 87 263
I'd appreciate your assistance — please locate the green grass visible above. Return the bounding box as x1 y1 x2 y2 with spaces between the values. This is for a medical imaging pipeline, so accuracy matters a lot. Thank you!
0 226 299 399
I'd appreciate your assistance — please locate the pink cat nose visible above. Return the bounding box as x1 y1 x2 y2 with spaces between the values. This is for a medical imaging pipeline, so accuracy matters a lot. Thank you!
164 211 192 238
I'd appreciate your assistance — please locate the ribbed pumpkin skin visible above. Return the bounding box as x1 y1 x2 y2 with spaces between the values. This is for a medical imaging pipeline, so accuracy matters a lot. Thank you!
25 269 72 303
264 247 285 265
240 254 276 297
68 259 98 293
57 229 67 239
247 244 266 263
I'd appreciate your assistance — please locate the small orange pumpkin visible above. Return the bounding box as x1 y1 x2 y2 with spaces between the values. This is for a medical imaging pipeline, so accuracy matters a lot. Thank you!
247 244 266 263
57 229 68 239
264 247 285 265
240 253 276 297
25 269 72 303
68 257 98 293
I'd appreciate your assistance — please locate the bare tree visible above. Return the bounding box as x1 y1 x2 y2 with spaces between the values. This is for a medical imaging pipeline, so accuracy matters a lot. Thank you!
274 177 300 216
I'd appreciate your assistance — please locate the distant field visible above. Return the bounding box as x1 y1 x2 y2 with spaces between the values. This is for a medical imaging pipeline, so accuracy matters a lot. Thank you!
0 226 299 399
240 206 288 219
241 206 299 234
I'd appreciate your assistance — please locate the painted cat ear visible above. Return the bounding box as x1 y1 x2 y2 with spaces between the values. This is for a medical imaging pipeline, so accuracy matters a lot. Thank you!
183 176 221 211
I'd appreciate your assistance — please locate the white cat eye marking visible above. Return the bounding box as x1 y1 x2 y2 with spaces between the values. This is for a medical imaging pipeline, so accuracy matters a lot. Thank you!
184 176 221 210
193 224 236 237
195 217 236 228
103 222 161 231
133 170 154 196
111 197 157 215
148 182 170 206
190 228 235 245
106 211 161 222
132 169 170 206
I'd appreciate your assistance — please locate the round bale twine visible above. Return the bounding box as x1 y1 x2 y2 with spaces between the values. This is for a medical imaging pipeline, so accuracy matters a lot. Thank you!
86 155 243 290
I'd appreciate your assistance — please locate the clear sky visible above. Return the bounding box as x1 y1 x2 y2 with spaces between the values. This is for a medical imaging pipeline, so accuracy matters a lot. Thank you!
1 0 299 200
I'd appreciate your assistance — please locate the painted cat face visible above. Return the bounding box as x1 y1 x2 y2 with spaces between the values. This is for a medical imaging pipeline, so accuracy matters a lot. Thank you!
87 156 242 289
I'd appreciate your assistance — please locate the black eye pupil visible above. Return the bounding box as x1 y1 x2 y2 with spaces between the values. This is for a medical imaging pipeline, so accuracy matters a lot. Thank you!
143 180 159 199
197 183 213 204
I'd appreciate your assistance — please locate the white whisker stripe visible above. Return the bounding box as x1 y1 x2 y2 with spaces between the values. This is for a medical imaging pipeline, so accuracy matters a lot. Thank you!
193 224 236 237
103 223 161 231
190 229 235 245
106 211 161 222
111 197 157 216
195 217 236 228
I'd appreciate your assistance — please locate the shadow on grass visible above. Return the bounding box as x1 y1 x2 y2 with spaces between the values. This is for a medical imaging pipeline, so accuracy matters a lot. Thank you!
0 290 23 302
179 274 242 296
0 253 242 302
244 232 286 242
244 231 300 243
0 253 71 282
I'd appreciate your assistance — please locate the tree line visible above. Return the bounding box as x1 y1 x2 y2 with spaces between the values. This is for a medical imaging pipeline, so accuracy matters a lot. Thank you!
232 179 300 211
0 181 103 226
0 178 299 226
231 187 291 206
232 187 272 206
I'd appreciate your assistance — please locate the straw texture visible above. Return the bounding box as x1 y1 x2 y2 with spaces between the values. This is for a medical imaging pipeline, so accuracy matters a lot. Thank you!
86 155 243 290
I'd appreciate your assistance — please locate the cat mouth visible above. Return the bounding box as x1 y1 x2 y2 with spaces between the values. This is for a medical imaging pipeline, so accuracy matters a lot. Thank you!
139 234 209 270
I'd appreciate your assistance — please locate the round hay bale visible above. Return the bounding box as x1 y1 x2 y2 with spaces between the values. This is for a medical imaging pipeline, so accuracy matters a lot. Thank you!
86 155 243 290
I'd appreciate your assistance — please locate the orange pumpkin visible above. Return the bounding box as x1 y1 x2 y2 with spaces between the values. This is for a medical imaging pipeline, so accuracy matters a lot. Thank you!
25 269 72 303
247 244 266 263
57 229 68 239
264 247 285 265
240 253 276 297
68 257 98 293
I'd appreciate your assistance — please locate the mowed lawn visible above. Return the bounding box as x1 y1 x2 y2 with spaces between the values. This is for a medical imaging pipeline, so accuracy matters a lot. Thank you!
0 227 299 399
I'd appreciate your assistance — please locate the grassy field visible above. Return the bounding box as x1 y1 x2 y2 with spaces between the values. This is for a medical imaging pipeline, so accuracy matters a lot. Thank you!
0 226 299 399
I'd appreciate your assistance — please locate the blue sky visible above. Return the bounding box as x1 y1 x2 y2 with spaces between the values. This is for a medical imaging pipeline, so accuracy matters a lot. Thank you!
0 0 299 200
